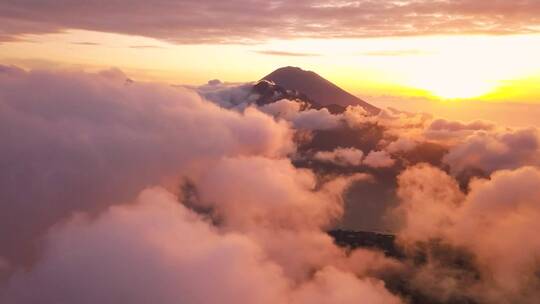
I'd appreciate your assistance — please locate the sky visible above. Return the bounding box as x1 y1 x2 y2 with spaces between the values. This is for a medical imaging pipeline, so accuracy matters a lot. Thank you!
1 0 540 122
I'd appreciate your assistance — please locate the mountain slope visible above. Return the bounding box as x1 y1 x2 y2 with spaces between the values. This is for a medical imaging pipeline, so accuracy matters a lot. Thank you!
261 66 379 114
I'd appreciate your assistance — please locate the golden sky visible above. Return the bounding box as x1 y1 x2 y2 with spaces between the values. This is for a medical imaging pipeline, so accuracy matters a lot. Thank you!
2 30 539 103
1 0 539 104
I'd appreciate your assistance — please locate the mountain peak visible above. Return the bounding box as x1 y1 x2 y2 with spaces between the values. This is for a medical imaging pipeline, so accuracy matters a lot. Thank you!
271 66 316 74
261 67 379 114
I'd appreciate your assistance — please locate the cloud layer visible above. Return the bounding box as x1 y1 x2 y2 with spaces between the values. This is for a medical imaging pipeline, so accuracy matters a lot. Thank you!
393 165 540 303
0 66 402 303
2 65 540 304
0 65 292 265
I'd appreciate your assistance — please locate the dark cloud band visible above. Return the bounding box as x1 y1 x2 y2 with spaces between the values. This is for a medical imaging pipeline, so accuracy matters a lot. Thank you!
1 0 539 43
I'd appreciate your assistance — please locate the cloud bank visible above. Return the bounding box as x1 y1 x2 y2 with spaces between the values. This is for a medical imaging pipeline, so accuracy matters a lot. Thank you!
0 66 401 303
0 65 292 266
2 65 540 304
393 165 540 303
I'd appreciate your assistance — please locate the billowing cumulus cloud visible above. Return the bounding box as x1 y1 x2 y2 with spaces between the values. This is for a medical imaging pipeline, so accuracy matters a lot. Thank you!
393 165 540 303
190 156 375 281
443 127 540 175
195 80 257 108
1 0 539 43
0 66 293 266
0 187 402 304
260 99 342 130
290 266 402 304
314 147 364 166
363 151 396 168
195 156 364 231
0 66 404 303
428 118 494 133
3 64 540 304
344 106 432 141
0 188 289 304
385 138 418 154
393 164 464 244
447 167 540 302
313 147 395 168
424 118 495 142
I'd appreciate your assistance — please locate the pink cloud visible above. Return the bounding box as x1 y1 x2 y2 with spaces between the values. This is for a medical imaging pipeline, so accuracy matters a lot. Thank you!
1 1 539 43
393 164 540 303
0 66 293 267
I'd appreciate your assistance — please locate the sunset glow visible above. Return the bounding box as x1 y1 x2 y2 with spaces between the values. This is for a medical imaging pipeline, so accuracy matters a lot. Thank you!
1 31 539 104
2 1 540 304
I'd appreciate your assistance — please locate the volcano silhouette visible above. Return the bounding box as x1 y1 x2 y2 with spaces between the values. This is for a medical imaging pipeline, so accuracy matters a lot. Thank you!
261 66 379 114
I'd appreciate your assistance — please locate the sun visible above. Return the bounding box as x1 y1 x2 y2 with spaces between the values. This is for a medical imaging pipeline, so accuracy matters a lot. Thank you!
406 73 498 100
423 79 496 99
